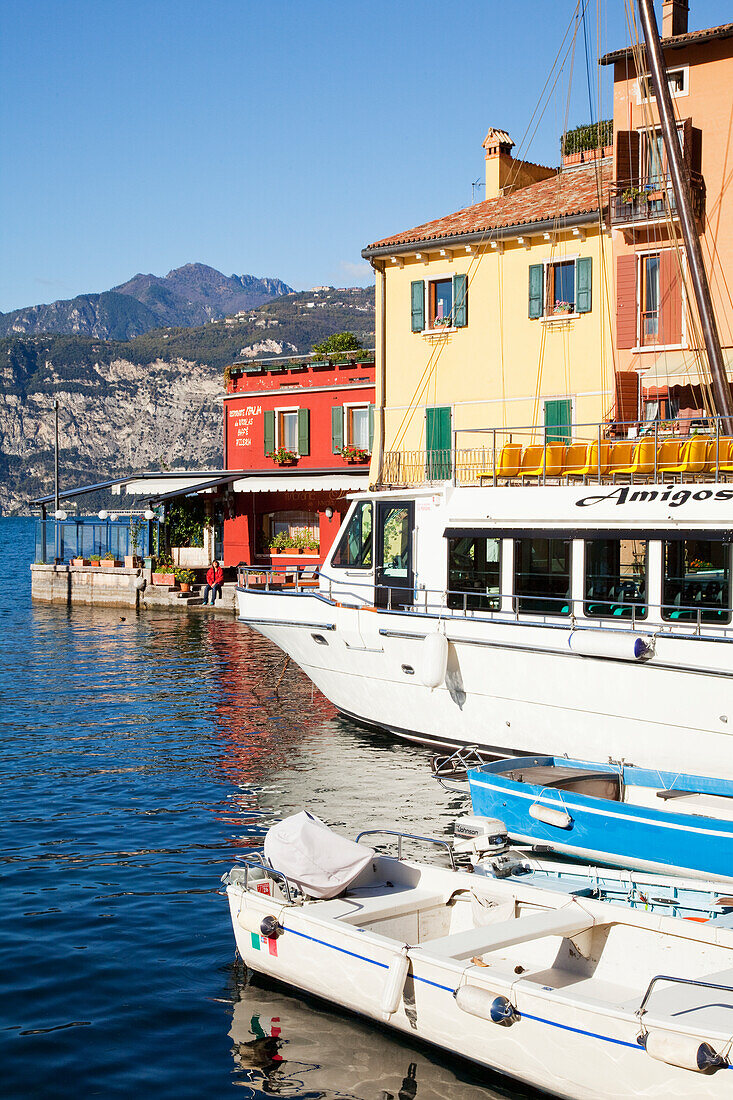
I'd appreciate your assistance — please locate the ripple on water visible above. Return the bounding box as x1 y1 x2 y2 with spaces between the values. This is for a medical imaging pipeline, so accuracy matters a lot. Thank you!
0 518 536 1099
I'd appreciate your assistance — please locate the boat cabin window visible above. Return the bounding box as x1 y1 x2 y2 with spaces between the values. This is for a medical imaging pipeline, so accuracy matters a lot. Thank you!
514 538 571 616
584 538 647 619
662 539 731 624
447 536 501 611
331 502 373 569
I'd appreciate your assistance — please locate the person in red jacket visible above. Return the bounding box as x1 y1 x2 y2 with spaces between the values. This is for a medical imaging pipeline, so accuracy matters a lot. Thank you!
203 560 224 605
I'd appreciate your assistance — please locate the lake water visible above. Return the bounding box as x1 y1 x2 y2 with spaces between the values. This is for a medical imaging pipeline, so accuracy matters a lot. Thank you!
2 516 534 1099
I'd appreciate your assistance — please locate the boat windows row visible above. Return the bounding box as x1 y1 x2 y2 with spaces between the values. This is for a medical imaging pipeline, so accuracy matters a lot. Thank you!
447 534 730 623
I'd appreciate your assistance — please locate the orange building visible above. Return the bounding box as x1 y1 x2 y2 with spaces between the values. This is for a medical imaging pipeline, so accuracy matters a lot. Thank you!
602 1 733 424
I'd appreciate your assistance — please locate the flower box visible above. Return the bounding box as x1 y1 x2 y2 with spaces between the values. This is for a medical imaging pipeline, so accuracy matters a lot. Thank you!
124 555 141 569
101 559 123 569
152 572 176 586
72 557 90 566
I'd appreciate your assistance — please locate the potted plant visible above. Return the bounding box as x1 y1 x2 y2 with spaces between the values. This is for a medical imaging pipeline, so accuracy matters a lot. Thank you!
72 557 90 566
175 568 195 593
340 444 371 464
89 554 101 568
152 556 176 586
269 531 292 555
125 517 144 569
267 447 299 467
552 301 573 315
101 552 122 569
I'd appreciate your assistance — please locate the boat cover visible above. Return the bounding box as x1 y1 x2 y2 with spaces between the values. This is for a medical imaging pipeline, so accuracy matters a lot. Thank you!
264 811 375 899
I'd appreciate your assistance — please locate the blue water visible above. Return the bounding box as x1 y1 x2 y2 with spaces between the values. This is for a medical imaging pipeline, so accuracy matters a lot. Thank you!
1 517 529 1099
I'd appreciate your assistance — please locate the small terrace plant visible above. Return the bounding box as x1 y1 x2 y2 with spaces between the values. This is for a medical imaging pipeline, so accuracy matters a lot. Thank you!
340 444 370 463
267 447 298 465
269 531 297 550
102 551 115 560
175 568 195 584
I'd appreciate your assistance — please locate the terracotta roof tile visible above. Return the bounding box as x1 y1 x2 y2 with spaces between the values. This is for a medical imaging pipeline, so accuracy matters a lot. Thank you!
600 22 733 65
363 164 611 254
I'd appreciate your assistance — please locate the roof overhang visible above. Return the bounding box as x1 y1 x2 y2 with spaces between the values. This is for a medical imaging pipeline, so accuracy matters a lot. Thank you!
231 473 370 493
362 210 603 261
600 23 733 65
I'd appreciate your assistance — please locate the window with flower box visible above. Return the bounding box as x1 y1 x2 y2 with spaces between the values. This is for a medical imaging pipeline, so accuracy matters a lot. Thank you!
411 274 468 332
529 257 592 319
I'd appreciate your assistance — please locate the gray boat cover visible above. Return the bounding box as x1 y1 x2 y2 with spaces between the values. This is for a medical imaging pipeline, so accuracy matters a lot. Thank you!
264 811 375 899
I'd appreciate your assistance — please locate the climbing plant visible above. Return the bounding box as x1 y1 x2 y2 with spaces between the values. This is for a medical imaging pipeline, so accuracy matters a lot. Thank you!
166 500 206 548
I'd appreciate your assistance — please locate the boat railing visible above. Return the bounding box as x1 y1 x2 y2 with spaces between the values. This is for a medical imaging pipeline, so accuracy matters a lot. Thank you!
637 973 733 1023
236 565 731 638
382 414 732 488
355 829 458 871
227 852 296 903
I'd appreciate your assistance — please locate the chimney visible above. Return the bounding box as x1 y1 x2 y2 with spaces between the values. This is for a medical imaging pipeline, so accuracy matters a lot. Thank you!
662 0 688 37
483 128 516 199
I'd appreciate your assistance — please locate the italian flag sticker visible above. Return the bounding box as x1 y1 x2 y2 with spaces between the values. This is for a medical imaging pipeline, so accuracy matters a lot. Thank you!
250 932 278 957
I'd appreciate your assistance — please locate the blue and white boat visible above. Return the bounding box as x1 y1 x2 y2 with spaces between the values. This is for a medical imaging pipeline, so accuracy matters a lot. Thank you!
465 755 733 881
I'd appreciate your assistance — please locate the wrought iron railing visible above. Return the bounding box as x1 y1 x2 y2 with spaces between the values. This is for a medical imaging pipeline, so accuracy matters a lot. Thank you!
610 173 705 225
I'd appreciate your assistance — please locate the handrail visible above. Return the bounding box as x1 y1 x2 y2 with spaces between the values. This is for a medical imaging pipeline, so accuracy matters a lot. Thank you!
229 853 295 903
355 829 457 871
637 973 733 1022
236 564 732 638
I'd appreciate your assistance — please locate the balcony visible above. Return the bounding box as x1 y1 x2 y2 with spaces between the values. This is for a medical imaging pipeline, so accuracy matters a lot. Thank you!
610 173 705 227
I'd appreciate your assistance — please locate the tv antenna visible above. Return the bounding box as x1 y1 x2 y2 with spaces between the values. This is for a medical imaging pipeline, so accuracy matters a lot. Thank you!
471 177 485 205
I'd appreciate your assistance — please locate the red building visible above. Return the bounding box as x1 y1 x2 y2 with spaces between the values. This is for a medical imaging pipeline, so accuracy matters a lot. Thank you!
221 352 375 568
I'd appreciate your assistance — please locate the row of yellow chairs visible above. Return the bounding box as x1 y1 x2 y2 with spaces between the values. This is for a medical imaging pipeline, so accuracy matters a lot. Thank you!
483 437 733 484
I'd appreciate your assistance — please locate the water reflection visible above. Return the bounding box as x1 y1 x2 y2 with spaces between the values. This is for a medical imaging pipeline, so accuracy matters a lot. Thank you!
229 972 530 1100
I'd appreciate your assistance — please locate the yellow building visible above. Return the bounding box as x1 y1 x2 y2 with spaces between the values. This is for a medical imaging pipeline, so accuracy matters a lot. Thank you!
362 129 615 486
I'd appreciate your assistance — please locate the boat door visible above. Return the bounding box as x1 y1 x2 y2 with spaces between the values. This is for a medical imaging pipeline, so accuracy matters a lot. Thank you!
375 501 415 609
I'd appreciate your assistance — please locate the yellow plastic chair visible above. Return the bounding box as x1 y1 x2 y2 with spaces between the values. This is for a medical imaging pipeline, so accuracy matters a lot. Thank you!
656 440 684 475
520 443 566 482
562 443 590 481
607 439 657 482
659 437 709 480
607 442 635 482
495 443 523 482
704 438 733 477
565 441 611 482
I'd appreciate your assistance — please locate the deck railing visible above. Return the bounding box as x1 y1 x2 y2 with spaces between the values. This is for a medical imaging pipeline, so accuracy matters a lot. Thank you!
610 173 705 225
382 416 732 488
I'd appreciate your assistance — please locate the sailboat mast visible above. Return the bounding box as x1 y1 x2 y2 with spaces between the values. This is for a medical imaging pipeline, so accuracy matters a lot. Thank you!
636 0 733 433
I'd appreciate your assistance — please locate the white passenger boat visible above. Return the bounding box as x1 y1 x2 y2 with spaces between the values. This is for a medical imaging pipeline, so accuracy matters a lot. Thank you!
223 814 733 1098
236 469 733 777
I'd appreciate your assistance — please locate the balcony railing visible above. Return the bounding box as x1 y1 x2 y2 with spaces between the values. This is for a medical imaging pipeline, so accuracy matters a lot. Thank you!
382 415 732 488
610 173 705 225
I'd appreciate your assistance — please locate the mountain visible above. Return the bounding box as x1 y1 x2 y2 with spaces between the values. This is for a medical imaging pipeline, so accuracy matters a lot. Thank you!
0 286 374 514
0 263 294 341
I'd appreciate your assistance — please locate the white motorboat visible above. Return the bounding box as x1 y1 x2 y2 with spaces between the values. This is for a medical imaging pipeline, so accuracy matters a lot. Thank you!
223 814 733 1099
236 477 733 776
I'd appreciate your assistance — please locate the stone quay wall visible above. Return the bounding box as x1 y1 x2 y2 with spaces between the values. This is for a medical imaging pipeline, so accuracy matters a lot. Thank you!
30 564 238 614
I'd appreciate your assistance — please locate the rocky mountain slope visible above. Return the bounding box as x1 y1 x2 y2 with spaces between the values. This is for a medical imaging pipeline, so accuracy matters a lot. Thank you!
0 287 374 514
0 263 293 341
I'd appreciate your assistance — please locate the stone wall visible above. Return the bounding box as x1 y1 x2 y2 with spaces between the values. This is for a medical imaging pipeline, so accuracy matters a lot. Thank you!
31 564 143 608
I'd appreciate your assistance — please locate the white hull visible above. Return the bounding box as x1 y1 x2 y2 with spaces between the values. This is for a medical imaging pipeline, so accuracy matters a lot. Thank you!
237 587 733 778
225 851 733 1098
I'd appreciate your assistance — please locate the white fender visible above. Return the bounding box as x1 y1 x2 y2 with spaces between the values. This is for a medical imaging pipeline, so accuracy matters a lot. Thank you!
380 946 409 1019
455 985 517 1026
568 629 654 661
420 631 449 688
643 1030 726 1074
529 802 573 829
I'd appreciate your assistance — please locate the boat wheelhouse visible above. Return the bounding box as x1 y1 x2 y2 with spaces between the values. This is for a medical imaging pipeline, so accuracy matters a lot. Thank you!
236 416 733 777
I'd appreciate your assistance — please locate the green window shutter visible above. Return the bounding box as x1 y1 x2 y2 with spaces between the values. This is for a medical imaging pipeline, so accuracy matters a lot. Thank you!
331 405 343 453
297 408 310 455
368 404 375 451
528 264 544 319
453 273 468 327
263 409 275 454
576 257 592 314
411 280 425 332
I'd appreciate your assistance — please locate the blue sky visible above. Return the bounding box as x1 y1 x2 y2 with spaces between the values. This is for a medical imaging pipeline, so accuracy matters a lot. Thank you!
0 0 727 312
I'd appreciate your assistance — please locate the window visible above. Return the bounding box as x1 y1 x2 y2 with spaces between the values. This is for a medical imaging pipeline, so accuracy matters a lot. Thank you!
585 538 647 619
261 510 319 552
410 274 467 332
331 501 373 569
430 279 453 328
529 258 591 319
638 68 687 103
346 405 370 450
640 253 660 344
514 538 571 616
278 409 298 452
448 536 501 611
663 539 730 624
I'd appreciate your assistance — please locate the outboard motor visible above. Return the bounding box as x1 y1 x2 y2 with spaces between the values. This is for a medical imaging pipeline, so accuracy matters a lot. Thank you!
453 816 510 866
